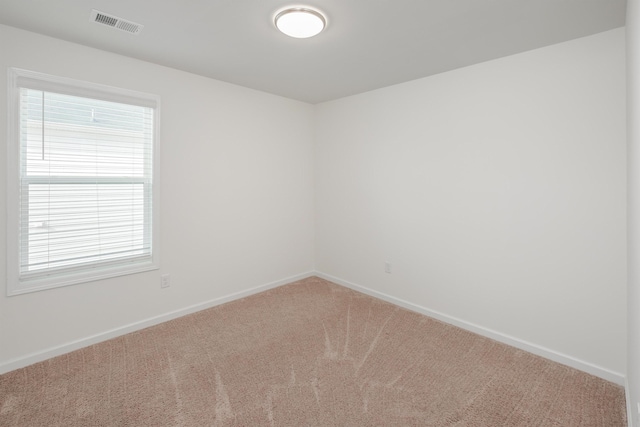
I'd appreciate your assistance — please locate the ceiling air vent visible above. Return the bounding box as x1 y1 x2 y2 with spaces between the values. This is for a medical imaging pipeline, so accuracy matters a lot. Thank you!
90 10 143 35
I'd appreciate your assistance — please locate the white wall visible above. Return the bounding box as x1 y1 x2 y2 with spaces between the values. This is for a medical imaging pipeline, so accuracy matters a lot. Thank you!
315 29 627 382
0 24 315 371
627 0 640 423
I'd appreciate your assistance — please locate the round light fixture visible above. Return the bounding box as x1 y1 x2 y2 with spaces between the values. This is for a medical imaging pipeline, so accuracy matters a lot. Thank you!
274 7 326 39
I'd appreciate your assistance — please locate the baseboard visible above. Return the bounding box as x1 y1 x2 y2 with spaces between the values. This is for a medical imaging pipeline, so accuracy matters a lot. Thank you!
0 271 315 375
2 269 626 387
315 271 626 386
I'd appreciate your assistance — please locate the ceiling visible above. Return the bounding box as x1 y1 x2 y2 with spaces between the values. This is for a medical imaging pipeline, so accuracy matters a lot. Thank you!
0 0 627 104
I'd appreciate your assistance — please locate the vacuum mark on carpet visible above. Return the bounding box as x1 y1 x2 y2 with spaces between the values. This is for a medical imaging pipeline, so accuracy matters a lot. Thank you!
343 301 351 359
167 355 186 427
323 322 337 360
214 370 234 426
290 365 296 386
355 310 396 376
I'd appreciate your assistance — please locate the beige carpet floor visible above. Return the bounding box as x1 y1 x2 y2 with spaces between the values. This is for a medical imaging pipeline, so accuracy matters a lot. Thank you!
0 276 627 426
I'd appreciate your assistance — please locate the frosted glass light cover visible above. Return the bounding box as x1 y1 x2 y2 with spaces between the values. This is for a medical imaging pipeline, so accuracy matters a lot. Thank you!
275 8 326 38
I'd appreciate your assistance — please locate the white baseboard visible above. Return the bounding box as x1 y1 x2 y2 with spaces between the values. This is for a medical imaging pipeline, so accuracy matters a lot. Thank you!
0 271 315 375
315 271 626 386
1 270 626 388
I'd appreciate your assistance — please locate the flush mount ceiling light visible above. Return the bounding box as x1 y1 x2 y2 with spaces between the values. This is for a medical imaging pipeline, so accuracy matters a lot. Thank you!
274 7 326 38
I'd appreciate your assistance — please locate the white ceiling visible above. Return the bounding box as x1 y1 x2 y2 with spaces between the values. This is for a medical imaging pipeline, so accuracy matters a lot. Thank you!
0 0 627 104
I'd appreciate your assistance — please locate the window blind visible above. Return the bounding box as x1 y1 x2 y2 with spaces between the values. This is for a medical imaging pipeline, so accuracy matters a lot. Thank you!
18 88 154 280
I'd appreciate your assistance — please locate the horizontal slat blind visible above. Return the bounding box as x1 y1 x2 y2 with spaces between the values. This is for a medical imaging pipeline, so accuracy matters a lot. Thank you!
19 88 154 279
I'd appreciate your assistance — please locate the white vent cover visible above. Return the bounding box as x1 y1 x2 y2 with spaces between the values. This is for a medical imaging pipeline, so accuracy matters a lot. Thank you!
90 10 143 35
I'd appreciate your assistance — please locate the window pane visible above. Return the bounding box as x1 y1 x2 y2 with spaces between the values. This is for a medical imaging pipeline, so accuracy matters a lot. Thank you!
23 182 150 273
22 89 153 178
18 88 154 277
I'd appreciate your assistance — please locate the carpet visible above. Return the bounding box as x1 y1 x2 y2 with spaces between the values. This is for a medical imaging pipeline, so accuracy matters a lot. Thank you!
0 276 627 426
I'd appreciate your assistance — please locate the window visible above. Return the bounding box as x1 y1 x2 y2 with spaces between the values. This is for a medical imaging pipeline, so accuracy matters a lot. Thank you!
6 68 160 295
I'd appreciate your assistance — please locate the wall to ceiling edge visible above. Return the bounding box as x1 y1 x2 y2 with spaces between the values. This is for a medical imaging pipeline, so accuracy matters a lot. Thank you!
0 24 316 372
315 28 627 384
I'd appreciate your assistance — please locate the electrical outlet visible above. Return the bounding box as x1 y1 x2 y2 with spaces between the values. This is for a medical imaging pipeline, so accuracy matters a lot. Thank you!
161 274 170 288
385 262 392 274
637 402 640 415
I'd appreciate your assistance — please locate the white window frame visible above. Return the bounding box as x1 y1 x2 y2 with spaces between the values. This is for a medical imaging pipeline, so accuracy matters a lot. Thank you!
6 68 161 296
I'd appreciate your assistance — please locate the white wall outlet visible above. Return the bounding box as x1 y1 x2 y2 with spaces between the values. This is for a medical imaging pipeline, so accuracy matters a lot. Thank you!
385 262 392 274
161 274 170 288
